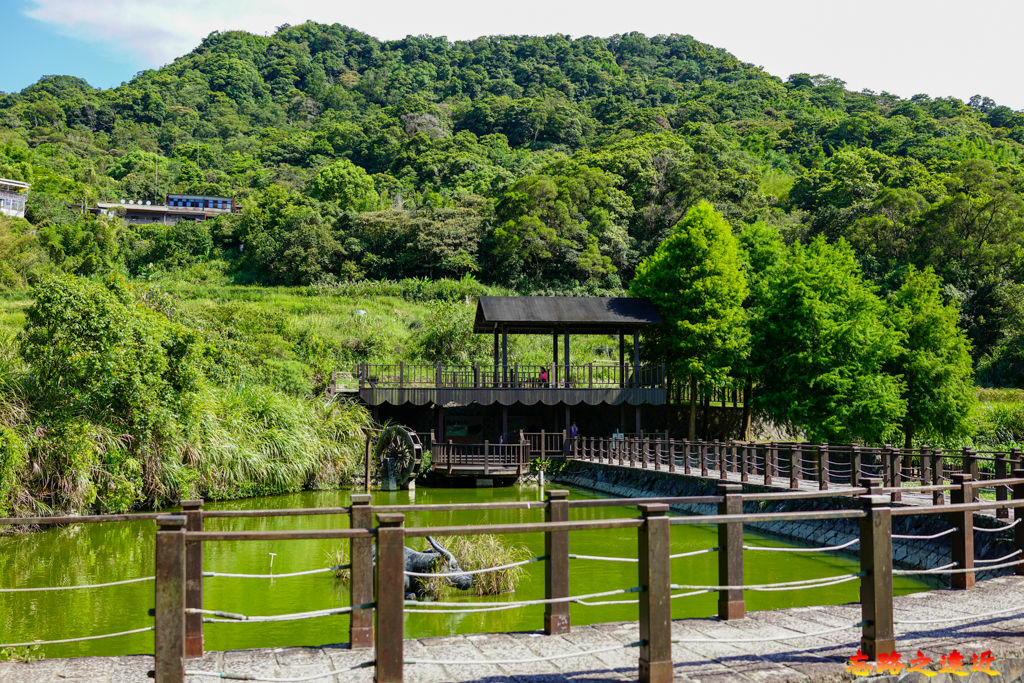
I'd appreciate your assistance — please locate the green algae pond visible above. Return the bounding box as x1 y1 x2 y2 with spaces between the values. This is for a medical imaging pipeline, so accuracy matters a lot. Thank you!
0 484 931 659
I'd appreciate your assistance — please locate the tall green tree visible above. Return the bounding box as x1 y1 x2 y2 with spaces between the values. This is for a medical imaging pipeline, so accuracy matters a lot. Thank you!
749 237 905 443
888 266 975 447
630 201 748 438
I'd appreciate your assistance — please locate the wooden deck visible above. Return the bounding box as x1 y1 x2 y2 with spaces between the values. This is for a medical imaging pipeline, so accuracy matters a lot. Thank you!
429 440 530 477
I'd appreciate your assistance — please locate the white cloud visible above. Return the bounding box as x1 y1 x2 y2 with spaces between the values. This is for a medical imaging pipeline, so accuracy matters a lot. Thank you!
22 0 1024 108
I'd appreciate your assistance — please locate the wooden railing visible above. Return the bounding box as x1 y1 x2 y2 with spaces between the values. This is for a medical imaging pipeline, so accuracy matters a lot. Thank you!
430 440 530 475
566 437 1024 516
355 361 667 390
6 477 1024 682
140 477 1024 682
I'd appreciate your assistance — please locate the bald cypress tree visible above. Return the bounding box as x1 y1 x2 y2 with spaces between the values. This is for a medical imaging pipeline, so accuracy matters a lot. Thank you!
888 266 975 447
630 201 748 439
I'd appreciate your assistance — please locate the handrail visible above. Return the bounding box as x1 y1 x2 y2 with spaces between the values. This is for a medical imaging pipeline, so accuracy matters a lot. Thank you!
149 483 1024 683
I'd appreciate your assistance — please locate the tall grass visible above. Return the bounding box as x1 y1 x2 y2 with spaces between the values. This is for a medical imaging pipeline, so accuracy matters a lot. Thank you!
421 535 530 598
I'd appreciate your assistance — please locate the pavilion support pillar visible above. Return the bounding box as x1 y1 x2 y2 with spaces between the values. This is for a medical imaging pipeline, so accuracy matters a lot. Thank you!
501 326 508 386
564 332 570 388
552 331 559 387
493 329 499 385
502 406 509 444
633 331 640 387
619 332 625 388
619 405 625 433
636 406 642 435
436 406 444 444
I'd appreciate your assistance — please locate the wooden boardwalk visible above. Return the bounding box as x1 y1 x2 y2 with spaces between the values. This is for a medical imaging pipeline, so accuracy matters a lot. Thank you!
6 575 1024 682
571 449 1006 513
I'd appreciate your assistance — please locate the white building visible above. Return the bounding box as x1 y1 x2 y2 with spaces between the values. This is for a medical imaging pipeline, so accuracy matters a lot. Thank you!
0 178 29 218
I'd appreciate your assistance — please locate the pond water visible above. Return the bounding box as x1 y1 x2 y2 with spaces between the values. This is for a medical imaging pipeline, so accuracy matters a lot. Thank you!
0 483 929 658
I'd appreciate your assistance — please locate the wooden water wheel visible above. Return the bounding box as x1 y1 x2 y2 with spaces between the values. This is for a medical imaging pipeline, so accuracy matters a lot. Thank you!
372 424 422 490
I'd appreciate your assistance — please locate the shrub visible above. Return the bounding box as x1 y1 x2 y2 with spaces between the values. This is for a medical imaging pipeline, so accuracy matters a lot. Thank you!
409 300 487 363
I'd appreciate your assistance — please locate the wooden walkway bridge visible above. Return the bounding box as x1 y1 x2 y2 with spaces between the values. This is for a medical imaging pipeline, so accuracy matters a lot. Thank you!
431 433 1022 514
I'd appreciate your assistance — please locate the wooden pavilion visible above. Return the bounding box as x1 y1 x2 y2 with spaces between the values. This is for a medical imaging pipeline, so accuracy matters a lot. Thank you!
355 296 667 453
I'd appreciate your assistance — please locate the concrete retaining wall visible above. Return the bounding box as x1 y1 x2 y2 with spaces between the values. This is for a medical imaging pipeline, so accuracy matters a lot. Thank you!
554 460 1017 573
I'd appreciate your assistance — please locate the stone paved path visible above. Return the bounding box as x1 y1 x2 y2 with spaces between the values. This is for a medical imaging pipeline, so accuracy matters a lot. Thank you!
5 576 1024 682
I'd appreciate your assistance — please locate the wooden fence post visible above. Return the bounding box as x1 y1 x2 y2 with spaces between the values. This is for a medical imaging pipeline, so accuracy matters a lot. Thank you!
668 439 675 473
949 474 975 590
638 503 672 683
349 494 374 649
890 445 902 502
718 441 728 481
545 490 570 635
154 515 186 683
683 441 691 475
740 445 749 483
858 495 894 661
1013 468 1024 577
700 441 709 478
642 438 649 469
818 443 829 491
180 500 204 658
484 440 490 476
997 452 1010 519
789 445 799 490
964 447 979 488
764 443 773 486
718 484 744 620
932 449 945 505
851 445 862 488
919 446 930 490
375 513 405 683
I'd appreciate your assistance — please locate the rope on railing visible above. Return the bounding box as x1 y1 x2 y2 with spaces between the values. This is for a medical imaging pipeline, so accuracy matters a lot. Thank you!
895 603 1024 626
0 626 154 648
893 562 957 575
673 621 867 644
403 555 545 577
404 586 641 613
569 553 636 563
405 641 642 665
203 565 349 580
185 663 375 681
743 538 858 553
574 588 714 606
188 602 374 624
975 549 1023 564
669 547 719 559
892 527 957 540
0 575 154 593
670 572 863 592
895 558 1024 575
975 518 1021 532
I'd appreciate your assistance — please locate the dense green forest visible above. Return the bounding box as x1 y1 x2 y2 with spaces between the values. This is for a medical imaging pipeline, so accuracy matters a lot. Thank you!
2 25 1024 378
3 24 1024 515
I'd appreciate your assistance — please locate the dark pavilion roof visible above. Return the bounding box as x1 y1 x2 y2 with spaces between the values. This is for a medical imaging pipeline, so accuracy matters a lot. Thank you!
473 296 663 335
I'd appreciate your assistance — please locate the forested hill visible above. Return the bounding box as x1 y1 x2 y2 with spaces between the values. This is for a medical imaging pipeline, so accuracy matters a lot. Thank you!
3 24 1024 374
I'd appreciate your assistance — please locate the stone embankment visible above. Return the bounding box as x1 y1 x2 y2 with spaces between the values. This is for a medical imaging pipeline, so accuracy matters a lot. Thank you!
554 460 1017 572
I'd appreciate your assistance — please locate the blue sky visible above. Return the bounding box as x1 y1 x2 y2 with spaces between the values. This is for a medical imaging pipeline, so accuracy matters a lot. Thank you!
2 0 1023 110
1 0 144 92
